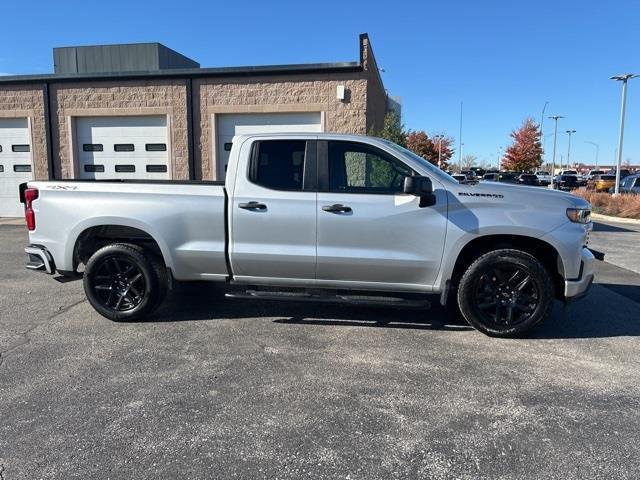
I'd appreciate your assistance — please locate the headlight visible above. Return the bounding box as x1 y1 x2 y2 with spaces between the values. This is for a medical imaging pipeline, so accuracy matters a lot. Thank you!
566 208 591 223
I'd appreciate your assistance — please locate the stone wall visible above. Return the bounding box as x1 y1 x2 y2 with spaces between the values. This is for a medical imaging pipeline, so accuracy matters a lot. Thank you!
0 85 48 180
193 74 368 180
50 80 190 179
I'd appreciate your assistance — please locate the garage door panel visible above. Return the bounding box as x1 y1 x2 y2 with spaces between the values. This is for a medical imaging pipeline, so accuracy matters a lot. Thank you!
76 116 169 180
216 112 322 179
0 118 32 217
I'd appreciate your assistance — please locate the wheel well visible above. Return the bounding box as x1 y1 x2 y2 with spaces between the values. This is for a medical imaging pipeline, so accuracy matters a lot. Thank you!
74 225 165 272
450 235 565 299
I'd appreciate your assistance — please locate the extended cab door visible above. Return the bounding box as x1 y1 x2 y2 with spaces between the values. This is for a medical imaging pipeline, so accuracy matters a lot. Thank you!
229 138 317 283
316 140 447 291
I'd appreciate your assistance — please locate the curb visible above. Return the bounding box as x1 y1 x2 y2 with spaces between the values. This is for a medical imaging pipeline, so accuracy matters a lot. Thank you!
592 212 640 225
0 218 25 226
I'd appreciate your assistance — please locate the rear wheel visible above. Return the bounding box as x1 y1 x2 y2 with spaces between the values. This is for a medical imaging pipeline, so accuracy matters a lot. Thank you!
456 249 554 337
83 243 167 321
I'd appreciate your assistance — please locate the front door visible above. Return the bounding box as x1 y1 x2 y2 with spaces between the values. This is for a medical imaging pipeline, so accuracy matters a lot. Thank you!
230 139 317 282
316 140 447 291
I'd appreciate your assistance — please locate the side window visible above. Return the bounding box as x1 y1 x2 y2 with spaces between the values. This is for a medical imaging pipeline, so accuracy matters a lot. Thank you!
328 141 413 194
249 140 307 191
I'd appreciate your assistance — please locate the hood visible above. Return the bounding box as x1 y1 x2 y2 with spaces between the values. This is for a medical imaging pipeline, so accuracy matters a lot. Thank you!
453 181 591 209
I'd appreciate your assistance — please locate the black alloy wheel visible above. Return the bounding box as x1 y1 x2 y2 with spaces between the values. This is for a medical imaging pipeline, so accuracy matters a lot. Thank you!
83 243 166 321
456 249 554 337
91 256 146 311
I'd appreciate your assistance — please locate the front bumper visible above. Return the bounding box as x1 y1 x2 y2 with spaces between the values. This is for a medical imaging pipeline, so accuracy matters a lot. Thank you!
25 245 55 274
564 247 599 300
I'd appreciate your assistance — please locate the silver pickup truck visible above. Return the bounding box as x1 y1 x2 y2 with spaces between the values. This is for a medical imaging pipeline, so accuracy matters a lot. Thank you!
20 133 599 337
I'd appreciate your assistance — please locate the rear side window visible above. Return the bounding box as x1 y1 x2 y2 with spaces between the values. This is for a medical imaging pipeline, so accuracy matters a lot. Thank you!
249 140 306 191
327 141 412 194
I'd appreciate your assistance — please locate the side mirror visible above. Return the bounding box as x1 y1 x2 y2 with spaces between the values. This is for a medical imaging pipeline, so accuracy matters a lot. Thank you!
403 176 436 207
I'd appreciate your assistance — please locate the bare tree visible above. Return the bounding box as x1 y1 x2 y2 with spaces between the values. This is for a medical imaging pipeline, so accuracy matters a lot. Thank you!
461 154 478 170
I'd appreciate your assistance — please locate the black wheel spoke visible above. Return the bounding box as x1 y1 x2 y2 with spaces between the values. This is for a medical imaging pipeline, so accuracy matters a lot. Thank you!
91 255 146 313
474 262 540 329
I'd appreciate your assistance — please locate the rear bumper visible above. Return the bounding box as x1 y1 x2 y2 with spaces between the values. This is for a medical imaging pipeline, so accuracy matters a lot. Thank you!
564 247 600 301
25 245 55 274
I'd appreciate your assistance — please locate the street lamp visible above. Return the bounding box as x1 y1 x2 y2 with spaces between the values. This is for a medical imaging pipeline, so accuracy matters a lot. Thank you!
566 130 576 169
584 141 599 168
548 115 564 188
540 101 549 165
611 73 638 195
434 134 445 169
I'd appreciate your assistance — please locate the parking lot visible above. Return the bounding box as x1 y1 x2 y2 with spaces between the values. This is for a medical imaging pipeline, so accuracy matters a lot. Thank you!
1 220 640 479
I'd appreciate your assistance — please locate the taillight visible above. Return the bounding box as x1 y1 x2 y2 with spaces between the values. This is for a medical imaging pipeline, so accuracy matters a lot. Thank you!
24 188 39 231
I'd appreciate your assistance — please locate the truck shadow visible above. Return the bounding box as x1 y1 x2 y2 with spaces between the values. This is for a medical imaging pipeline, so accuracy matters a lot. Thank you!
146 282 640 339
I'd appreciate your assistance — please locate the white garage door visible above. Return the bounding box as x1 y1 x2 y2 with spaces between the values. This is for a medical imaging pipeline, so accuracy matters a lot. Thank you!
76 116 169 180
216 112 322 178
0 118 32 217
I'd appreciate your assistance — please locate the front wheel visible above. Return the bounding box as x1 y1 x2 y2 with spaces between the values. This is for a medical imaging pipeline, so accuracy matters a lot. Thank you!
83 243 167 321
456 249 554 337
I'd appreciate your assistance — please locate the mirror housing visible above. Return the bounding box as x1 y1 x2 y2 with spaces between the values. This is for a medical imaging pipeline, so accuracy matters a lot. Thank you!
403 176 436 207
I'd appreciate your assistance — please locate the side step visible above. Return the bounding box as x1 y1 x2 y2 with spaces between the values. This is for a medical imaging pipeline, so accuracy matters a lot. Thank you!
225 289 430 309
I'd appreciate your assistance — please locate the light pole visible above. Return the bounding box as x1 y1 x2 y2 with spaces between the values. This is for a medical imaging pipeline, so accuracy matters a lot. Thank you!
548 115 564 188
585 141 599 168
458 101 463 173
611 74 638 195
540 101 549 165
497 146 503 170
435 134 444 169
566 130 576 169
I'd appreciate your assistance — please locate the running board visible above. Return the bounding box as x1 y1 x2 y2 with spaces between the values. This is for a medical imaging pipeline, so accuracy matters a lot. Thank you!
225 290 430 309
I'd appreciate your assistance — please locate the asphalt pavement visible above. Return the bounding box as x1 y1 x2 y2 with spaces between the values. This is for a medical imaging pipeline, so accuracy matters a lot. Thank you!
1 223 640 479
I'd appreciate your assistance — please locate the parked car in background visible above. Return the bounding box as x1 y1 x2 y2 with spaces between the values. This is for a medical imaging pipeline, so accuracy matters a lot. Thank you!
587 169 605 180
608 168 632 179
452 174 468 182
554 174 580 191
535 171 552 186
517 173 540 186
619 174 640 195
482 173 499 182
586 174 617 192
460 170 477 180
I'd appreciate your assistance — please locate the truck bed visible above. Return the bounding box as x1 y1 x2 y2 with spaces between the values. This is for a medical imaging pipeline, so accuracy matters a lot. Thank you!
25 180 229 281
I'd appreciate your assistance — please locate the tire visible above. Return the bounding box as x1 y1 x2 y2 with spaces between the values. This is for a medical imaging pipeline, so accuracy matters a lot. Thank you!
456 249 554 338
83 243 167 321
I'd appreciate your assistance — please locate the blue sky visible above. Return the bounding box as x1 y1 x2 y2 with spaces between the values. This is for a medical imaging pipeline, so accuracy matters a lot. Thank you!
1 0 638 168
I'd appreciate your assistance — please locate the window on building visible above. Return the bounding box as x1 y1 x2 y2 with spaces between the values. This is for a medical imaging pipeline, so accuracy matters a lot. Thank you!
13 164 32 172
146 164 167 173
327 141 412 194
84 164 105 173
249 140 306 191
83 144 104 152
145 143 167 152
114 144 135 152
0 145 3 153
12 144 30 153
0 165 4 173
115 165 136 173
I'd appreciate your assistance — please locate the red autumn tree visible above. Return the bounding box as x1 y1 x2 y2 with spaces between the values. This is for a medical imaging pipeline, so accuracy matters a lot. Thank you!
501 118 543 172
406 131 454 169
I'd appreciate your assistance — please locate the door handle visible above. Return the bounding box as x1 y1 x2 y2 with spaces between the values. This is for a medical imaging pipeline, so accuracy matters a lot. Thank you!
322 204 352 213
239 201 267 211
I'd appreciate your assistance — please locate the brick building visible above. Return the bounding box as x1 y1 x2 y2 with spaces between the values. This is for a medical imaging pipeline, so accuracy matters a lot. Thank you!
0 34 389 216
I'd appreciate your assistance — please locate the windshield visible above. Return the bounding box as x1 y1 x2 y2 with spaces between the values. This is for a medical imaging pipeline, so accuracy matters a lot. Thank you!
380 139 454 183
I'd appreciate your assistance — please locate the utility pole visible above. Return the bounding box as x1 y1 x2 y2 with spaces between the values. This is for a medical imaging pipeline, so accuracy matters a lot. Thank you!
566 130 576 169
458 101 463 173
548 115 564 188
611 74 638 195
435 134 444 169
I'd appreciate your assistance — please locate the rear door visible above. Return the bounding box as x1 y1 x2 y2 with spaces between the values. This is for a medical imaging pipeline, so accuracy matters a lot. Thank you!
229 138 317 282
316 140 447 291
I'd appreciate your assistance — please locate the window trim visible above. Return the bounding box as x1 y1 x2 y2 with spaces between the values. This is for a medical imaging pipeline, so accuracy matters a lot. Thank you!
114 144 135 152
247 139 315 192
145 143 167 152
83 143 104 152
12 144 30 153
318 140 415 195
